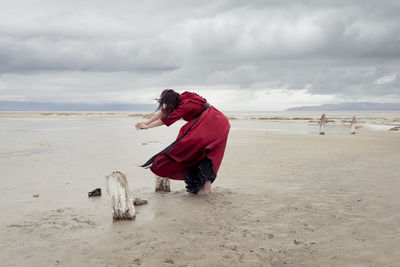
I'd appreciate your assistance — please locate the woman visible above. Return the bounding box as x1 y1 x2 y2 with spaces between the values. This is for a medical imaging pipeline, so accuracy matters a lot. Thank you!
135 89 230 195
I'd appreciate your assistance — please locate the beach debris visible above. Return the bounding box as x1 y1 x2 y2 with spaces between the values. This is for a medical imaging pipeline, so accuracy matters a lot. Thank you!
133 197 148 206
132 258 142 265
226 242 239 251
88 188 101 197
155 175 171 192
33 194 39 198
105 171 136 221
164 259 175 264
350 116 357 134
319 113 326 135
389 126 400 131
293 239 303 245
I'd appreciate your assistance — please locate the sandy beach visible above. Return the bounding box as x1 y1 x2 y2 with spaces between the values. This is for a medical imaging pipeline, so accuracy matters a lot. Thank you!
0 112 399 266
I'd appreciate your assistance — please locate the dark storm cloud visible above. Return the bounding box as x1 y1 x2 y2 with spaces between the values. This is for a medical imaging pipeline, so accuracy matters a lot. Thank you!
0 0 399 106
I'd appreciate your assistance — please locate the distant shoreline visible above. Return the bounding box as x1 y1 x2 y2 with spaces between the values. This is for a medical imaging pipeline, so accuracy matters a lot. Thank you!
287 102 400 111
0 101 156 112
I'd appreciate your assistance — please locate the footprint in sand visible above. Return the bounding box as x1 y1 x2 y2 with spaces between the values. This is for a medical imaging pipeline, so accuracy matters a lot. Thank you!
7 208 96 235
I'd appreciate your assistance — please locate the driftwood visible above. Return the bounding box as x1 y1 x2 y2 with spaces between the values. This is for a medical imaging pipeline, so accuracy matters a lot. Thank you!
350 116 356 134
155 176 170 192
105 171 136 221
319 113 326 135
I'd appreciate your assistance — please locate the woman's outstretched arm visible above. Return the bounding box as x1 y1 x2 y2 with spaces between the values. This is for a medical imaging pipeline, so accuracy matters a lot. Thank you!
135 119 163 130
144 111 162 125
135 111 163 130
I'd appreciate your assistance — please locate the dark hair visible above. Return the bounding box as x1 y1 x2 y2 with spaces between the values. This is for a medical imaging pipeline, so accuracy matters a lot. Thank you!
157 89 180 118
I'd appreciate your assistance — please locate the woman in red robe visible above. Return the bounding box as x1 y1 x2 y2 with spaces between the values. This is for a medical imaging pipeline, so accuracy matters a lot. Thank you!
135 89 230 195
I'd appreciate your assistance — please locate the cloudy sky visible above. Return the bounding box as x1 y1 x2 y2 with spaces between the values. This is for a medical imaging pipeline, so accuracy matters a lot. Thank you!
1 0 399 110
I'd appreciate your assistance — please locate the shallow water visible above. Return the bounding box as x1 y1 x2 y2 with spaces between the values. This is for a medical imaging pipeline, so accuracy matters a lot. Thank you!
226 110 400 135
229 119 352 135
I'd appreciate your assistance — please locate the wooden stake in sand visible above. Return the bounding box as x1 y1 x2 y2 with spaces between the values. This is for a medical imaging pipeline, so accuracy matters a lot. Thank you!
319 113 326 135
155 176 170 192
350 116 356 135
105 171 136 221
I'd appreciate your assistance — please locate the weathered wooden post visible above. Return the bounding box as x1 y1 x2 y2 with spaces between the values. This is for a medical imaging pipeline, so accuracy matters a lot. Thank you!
105 171 136 221
350 116 356 134
155 176 170 192
319 113 326 135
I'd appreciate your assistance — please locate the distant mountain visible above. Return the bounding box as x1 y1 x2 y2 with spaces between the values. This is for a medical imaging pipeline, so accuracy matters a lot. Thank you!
287 102 400 111
0 101 156 111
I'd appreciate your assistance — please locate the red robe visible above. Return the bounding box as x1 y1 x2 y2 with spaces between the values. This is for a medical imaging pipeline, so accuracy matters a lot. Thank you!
149 92 230 181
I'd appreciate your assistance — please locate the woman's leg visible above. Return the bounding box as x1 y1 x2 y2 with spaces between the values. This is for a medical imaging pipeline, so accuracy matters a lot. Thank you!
197 181 211 195
184 157 215 194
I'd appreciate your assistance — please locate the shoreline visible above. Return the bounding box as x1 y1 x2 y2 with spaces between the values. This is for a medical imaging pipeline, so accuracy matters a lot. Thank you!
1 111 399 134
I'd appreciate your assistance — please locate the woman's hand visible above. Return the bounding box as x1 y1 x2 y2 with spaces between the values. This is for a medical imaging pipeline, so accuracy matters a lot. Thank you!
135 122 148 130
135 119 163 130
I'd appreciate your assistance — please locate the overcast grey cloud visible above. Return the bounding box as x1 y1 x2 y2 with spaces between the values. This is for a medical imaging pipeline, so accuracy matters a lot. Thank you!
0 0 399 110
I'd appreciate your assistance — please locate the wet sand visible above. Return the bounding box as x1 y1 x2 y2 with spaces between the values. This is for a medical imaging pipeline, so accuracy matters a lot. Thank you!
0 113 400 266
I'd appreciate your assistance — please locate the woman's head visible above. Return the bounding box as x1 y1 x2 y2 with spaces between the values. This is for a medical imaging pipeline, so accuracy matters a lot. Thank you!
157 89 180 117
